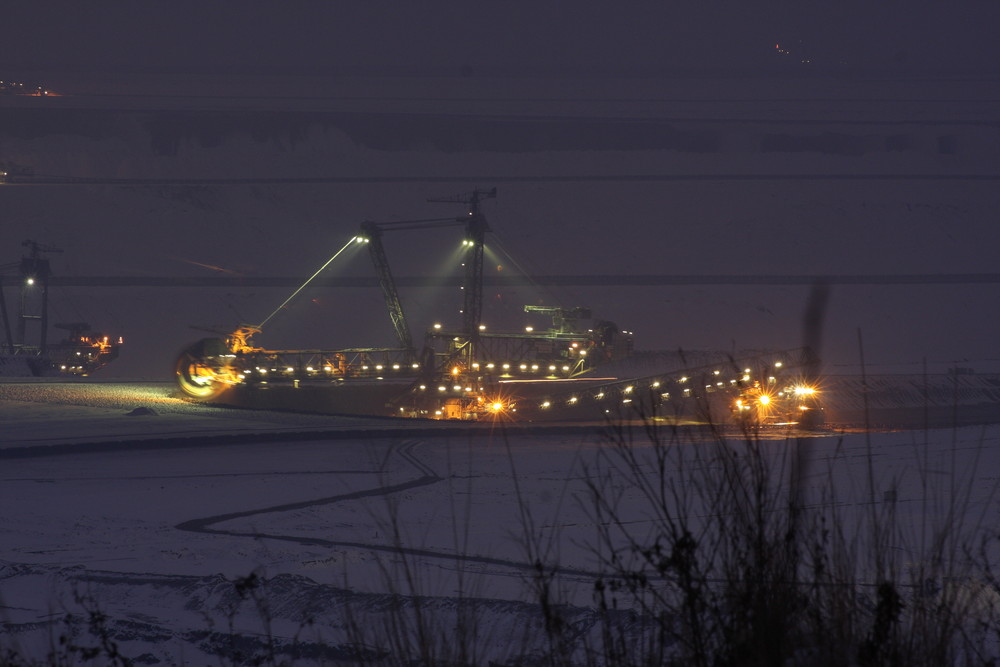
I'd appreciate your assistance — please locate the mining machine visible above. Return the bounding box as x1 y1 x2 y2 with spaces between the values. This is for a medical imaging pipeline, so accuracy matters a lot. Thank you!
174 190 821 425
0 241 121 376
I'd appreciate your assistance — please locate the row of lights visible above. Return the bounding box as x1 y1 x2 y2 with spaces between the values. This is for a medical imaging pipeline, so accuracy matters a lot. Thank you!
239 362 422 377
537 361 789 411
235 359 581 379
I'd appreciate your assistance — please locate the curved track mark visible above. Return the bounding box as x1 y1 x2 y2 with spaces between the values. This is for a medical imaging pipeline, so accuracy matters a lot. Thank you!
175 438 599 579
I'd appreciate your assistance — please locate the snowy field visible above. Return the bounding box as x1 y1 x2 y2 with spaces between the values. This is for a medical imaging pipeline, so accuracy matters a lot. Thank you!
1 382 999 663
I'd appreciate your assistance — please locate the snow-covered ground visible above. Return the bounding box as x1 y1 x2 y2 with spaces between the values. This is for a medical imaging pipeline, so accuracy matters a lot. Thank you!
1 382 999 663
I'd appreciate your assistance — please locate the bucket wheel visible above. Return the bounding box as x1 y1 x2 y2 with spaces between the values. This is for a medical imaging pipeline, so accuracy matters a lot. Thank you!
175 338 237 399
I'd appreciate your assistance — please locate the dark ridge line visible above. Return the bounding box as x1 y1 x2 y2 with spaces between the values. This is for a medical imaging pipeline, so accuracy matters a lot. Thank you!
4 103 1000 128
14 91 1000 105
7 173 1000 186
0 423 613 459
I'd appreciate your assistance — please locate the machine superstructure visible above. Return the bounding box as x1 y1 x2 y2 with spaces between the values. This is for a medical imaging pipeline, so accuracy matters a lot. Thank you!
175 190 821 424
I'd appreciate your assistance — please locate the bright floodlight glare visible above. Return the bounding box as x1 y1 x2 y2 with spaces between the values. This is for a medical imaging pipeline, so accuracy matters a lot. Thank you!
25 277 35 286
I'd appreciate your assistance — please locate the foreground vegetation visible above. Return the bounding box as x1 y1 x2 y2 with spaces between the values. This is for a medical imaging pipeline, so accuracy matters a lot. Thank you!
4 400 999 665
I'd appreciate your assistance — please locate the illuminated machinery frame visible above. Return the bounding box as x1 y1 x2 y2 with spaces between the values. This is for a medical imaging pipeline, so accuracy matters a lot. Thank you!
507 350 824 427
393 323 637 420
175 188 640 420
175 325 423 399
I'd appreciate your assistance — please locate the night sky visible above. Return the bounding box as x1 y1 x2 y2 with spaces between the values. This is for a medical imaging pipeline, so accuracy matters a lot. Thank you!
1 2 999 378
4 2 998 79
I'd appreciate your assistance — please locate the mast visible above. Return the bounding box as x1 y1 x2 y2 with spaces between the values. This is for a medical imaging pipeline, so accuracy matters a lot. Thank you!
428 187 495 361
18 240 60 353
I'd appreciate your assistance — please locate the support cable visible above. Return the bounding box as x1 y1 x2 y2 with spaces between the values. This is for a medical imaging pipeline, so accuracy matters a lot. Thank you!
256 237 356 329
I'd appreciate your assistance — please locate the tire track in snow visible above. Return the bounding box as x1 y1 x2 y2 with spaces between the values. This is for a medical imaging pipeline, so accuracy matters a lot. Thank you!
175 438 599 578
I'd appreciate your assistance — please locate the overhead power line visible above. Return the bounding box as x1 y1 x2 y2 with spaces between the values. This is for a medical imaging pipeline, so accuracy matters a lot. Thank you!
4 274 1000 288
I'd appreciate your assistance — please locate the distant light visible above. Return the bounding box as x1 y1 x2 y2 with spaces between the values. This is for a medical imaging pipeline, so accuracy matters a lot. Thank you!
25 277 35 286
525 326 534 333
